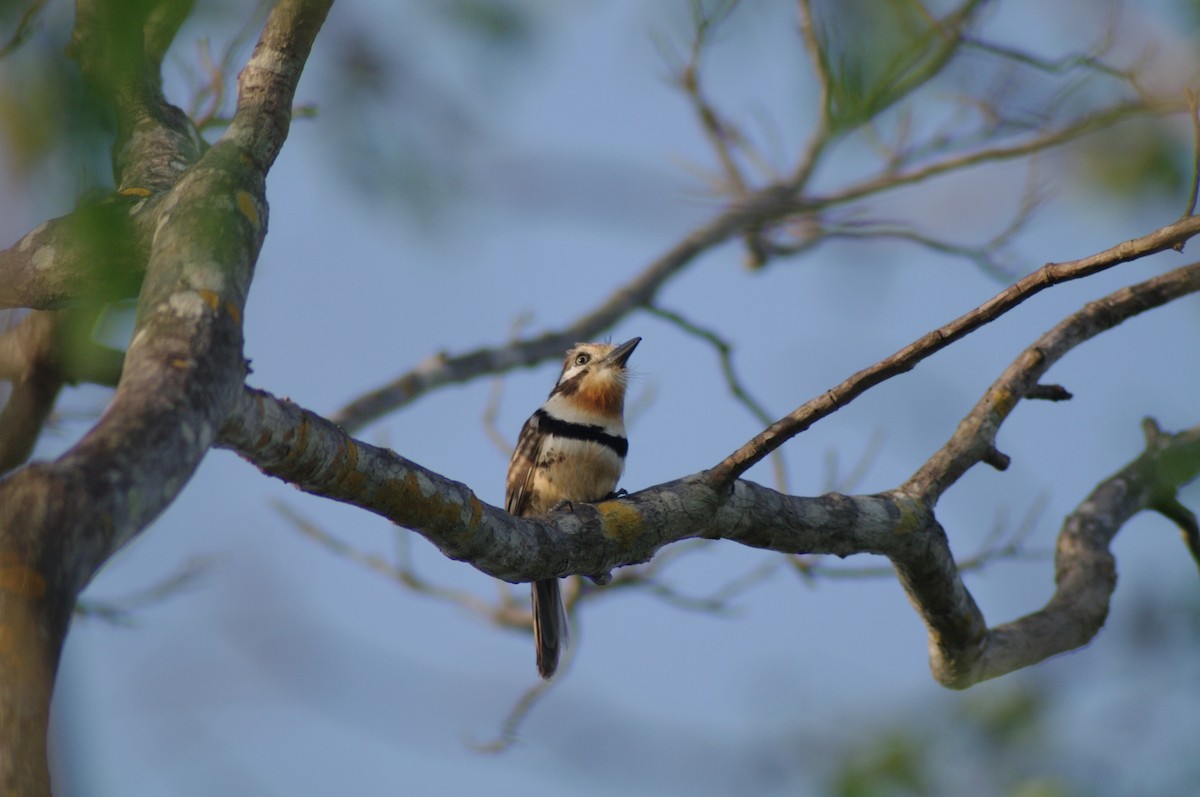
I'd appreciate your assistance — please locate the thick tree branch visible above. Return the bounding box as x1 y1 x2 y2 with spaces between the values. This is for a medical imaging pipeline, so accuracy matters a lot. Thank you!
708 216 1200 487
0 2 331 791
0 140 260 795
222 385 905 583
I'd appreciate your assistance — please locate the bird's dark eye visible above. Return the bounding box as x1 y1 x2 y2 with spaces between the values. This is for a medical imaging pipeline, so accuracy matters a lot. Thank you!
574 353 591 366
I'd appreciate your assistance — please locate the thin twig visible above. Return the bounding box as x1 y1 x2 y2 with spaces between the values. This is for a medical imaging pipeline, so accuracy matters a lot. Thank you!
680 1 750 197
962 35 1131 82
274 501 531 628
791 0 833 190
811 99 1161 207
74 555 221 624
678 1 777 267
822 430 887 494
481 375 513 457
646 303 787 491
595 548 780 615
480 312 533 457
467 654 564 753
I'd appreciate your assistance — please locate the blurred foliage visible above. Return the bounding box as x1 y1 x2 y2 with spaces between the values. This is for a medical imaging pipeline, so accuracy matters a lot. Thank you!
306 0 545 223
810 0 982 133
0 0 47 58
831 729 933 797
0 0 1183 230
820 572 1200 797
1069 118 1189 203
64 195 145 299
0 32 111 198
435 0 536 52
826 684 1079 797
1182 0 1200 36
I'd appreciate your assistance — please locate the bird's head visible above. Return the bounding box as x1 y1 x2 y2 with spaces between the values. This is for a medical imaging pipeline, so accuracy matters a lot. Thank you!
549 337 640 416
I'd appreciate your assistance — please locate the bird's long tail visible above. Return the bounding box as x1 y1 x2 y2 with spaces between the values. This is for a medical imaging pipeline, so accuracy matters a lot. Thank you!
532 578 568 679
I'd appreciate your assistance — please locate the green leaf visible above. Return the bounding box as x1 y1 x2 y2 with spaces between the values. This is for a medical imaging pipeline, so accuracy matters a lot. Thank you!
810 0 982 132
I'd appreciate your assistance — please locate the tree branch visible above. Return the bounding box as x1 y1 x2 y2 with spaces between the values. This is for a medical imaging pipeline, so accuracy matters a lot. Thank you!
0 312 63 474
708 215 1200 487
224 0 333 172
0 195 147 311
959 421 1200 685
895 263 1200 686
70 0 202 190
223 383 905 583
0 2 331 791
906 261 1200 502
0 308 124 473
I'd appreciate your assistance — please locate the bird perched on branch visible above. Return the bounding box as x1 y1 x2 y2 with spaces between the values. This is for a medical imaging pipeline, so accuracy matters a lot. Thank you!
505 337 640 679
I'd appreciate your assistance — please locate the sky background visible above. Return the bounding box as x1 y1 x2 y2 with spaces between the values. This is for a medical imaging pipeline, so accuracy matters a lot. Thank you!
2 0 1199 794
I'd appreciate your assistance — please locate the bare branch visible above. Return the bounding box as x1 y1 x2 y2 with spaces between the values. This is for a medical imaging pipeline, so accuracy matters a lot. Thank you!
220 262 1200 701
788 503 1048 581
275 502 533 629
74 555 219 624
221 263 1200 588
480 312 533 457
822 430 887 494
679 2 752 197
676 1 774 266
332 94 1169 436
957 421 1200 685
225 0 333 172
794 0 833 176
894 264 1200 685
0 308 123 472
467 674 558 754
906 261 1200 502
1140 418 1200 573
811 99 1162 208
223 382 903 584
708 215 1200 487
481 374 515 458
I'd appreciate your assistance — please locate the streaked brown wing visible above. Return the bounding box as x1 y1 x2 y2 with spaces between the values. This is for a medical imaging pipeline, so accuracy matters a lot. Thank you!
505 412 542 517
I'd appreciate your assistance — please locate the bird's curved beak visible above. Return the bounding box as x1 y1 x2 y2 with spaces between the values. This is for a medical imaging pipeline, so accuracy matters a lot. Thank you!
605 337 641 368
